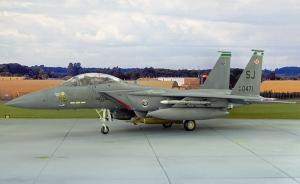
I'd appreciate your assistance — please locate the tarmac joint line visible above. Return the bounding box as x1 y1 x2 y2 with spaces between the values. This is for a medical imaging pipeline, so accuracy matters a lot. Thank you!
140 126 172 184
33 121 77 184
209 125 300 184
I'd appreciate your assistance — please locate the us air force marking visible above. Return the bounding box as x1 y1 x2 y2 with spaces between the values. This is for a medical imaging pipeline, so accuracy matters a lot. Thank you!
141 99 149 107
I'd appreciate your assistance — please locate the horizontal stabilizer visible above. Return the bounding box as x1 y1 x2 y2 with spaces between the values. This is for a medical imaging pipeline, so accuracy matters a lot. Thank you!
245 98 297 104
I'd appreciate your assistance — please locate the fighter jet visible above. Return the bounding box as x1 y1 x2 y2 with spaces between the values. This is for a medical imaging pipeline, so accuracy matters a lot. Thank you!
7 50 283 134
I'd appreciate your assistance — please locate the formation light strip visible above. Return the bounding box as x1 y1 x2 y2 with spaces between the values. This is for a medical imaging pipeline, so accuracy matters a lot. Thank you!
70 101 86 105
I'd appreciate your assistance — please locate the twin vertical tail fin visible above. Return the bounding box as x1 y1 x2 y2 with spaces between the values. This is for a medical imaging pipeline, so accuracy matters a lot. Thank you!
231 50 264 96
202 51 231 89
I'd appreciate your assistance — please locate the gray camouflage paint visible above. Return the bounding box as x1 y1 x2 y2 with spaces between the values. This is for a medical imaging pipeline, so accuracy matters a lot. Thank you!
6 50 266 121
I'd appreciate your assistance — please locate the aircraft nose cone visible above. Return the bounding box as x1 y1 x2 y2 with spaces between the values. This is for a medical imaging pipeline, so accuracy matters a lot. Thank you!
6 90 49 108
6 95 33 108
6 89 57 109
6 98 17 106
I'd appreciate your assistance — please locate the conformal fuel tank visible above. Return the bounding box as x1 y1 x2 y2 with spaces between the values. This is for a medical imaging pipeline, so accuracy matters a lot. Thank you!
148 108 228 120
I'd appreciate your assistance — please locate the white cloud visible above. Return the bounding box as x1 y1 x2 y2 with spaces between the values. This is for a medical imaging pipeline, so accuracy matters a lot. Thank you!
0 0 299 69
0 29 34 41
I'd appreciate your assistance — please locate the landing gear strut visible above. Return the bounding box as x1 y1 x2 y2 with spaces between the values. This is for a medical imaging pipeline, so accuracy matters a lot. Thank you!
183 120 196 131
96 109 112 134
162 122 173 128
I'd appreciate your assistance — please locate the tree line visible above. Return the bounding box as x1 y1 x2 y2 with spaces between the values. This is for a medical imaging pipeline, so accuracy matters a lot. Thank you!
261 91 300 99
0 62 299 91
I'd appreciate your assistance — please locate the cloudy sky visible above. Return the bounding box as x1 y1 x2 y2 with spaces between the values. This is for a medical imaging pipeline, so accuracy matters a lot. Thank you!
0 0 300 69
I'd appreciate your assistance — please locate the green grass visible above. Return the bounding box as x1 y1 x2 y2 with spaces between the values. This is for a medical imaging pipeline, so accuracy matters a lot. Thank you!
0 101 97 119
1 101 300 119
228 103 300 119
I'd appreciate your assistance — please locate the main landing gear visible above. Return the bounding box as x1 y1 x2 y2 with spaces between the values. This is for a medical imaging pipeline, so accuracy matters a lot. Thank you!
162 122 173 128
96 109 112 135
162 120 196 131
183 120 196 131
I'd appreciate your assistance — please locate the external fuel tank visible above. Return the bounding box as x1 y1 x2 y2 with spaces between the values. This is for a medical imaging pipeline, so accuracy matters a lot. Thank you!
148 108 228 120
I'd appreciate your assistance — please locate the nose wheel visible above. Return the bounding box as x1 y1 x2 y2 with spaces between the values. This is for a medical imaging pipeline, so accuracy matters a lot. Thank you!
96 109 112 135
101 124 110 134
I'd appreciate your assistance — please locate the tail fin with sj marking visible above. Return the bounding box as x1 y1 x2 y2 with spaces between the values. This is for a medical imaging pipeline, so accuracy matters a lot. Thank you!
202 51 231 89
231 50 264 96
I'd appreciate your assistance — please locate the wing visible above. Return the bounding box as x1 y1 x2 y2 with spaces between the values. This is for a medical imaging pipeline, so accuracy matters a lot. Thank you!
128 89 260 101
128 89 296 105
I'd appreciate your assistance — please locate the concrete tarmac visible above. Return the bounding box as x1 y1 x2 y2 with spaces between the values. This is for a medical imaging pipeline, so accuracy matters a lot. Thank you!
1 119 300 184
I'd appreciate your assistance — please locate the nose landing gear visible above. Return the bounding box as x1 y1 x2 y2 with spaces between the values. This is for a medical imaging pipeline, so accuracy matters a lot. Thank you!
96 109 112 134
100 125 110 134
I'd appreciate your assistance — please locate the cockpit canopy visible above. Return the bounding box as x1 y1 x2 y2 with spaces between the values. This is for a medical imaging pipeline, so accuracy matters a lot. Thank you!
61 73 121 87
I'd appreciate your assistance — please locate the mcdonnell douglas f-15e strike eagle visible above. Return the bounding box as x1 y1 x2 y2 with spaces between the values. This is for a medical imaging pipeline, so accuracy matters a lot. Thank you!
7 50 290 134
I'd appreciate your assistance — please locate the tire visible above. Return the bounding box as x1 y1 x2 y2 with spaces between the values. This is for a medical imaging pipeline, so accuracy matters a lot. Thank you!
162 123 173 128
101 126 110 134
183 120 196 131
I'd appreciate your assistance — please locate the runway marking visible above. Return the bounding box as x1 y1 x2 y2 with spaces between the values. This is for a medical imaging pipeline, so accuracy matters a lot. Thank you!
208 124 300 184
140 126 172 184
33 121 77 184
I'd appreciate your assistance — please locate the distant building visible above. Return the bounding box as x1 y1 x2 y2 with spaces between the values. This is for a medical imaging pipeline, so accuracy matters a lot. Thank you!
127 79 179 89
261 80 300 93
157 77 200 89
128 77 200 89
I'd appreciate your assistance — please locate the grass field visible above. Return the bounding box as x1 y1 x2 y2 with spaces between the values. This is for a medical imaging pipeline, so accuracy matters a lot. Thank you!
261 80 300 93
0 101 97 119
0 101 300 119
0 80 63 99
228 103 300 119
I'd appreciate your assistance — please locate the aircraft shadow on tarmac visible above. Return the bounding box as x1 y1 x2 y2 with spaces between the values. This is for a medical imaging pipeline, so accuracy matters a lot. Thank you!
1 119 269 143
